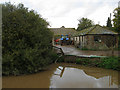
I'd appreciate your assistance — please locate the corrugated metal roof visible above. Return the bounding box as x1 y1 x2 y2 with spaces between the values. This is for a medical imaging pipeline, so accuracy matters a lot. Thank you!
73 25 118 36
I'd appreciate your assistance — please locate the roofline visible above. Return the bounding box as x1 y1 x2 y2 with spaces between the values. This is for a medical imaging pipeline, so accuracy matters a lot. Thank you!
73 25 118 35
98 25 118 34
73 33 119 37
49 28 76 30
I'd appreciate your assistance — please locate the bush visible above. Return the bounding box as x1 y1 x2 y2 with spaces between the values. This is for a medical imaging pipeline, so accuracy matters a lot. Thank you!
91 59 101 67
47 50 59 64
2 2 54 76
76 58 90 65
57 56 64 62
99 57 120 70
75 57 120 71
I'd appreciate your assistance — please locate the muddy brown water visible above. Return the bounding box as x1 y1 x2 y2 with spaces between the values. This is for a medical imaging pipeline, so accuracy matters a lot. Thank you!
2 63 120 88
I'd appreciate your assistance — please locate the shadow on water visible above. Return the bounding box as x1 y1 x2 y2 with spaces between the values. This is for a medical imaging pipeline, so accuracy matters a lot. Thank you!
2 63 120 88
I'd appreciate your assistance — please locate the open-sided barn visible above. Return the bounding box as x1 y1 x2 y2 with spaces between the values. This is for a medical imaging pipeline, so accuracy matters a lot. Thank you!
50 26 76 45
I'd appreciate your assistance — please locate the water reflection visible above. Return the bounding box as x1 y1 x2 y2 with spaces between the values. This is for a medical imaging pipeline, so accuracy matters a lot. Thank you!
54 66 65 77
50 64 119 88
2 63 119 88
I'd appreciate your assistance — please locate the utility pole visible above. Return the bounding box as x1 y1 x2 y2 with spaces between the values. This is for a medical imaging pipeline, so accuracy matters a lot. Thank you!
98 21 100 25
110 13 111 20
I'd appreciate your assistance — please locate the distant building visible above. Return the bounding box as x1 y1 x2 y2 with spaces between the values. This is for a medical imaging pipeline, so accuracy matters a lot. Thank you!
73 25 118 50
50 26 76 45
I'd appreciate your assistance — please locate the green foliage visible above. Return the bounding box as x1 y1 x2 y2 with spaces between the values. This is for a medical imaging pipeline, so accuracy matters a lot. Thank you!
91 60 101 67
106 17 112 28
47 50 60 64
113 7 120 33
57 56 64 62
75 57 120 71
102 35 117 48
99 57 120 70
2 2 54 76
76 58 90 65
77 17 94 31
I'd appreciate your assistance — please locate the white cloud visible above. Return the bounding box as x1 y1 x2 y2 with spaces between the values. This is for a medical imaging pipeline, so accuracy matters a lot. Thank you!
0 0 119 28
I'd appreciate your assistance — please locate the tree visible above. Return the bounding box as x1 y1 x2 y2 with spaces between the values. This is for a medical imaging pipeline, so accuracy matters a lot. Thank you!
77 17 94 31
106 17 112 28
113 7 120 33
102 35 117 56
2 2 56 75
113 7 120 50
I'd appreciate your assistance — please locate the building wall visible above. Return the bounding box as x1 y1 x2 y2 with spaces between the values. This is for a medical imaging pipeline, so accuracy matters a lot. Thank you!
85 35 118 50
84 35 107 50
74 36 80 47
74 34 118 50
74 36 86 48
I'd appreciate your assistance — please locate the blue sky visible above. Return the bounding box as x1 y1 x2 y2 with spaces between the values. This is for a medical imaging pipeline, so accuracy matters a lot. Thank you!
0 0 119 28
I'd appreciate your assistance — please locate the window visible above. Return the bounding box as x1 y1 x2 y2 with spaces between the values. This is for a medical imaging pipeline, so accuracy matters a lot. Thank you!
94 36 101 42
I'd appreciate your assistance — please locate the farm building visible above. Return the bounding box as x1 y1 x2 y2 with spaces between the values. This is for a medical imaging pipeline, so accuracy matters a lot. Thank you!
50 26 76 45
73 25 119 50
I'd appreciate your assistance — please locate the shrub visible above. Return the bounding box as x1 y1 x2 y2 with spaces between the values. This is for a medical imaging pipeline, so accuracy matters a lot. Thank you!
75 57 120 71
76 58 90 65
57 56 64 62
2 2 54 76
47 50 59 64
99 57 120 70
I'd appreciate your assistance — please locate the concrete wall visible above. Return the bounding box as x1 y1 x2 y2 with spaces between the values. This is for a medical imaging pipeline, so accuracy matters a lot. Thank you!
63 55 100 63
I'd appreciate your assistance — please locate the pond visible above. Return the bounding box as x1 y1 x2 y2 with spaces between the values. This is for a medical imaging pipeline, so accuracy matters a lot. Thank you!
2 63 119 88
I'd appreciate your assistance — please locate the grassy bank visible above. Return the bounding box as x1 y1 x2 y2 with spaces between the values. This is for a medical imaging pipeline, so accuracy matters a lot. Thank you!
57 55 120 71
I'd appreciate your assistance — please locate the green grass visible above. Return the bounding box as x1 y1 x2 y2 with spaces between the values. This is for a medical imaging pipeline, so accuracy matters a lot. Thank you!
75 57 120 71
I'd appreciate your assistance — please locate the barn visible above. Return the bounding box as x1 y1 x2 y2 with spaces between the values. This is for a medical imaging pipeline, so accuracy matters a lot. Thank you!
50 26 76 45
73 25 118 50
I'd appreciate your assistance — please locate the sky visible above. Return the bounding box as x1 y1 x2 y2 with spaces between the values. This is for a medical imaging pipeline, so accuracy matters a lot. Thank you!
0 0 120 29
